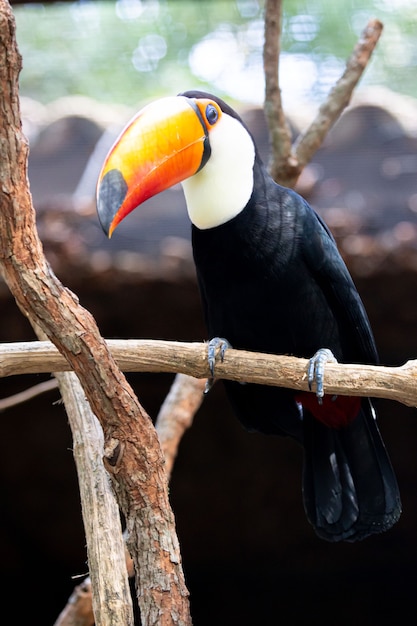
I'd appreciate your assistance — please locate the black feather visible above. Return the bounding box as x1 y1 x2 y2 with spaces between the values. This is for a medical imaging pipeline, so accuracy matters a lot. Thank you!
188 94 401 540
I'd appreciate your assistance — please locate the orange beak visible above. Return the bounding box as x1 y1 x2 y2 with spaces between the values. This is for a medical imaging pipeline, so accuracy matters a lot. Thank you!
96 96 211 237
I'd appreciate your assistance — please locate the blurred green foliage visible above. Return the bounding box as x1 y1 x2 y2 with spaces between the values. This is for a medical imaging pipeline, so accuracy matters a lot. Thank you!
14 0 417 108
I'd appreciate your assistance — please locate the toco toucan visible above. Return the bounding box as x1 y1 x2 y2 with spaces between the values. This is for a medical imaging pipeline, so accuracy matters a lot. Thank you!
96 90 401 542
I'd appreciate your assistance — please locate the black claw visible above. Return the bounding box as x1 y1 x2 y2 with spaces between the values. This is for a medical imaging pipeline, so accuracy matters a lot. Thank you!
307 348 337 401
207 343 216 378
205 337 231 394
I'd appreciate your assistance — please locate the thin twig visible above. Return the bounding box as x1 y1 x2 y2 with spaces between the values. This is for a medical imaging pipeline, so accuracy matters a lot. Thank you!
0 377 58 411
264 11 384 188
294 19 384 172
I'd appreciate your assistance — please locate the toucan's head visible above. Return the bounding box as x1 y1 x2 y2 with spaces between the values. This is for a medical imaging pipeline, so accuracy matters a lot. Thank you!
96 91 256 235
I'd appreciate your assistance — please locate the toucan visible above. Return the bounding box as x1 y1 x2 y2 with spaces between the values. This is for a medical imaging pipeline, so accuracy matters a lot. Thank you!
96 90 401 542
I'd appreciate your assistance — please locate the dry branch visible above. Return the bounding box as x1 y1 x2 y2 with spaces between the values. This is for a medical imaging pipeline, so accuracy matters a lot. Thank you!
0 377 58 410
264 0 384 187
54 371 133 626
293 18 384 174
1 339 416 408
263 0 294 180
53 372 203 626
0 3 191 624
155 374 207 478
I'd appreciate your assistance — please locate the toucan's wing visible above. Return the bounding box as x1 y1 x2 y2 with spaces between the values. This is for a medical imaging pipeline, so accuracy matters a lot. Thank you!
296 193 379 365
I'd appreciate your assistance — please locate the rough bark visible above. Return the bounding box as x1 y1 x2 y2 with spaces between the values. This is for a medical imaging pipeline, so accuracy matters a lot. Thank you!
0 2 191 624
53 371 133 626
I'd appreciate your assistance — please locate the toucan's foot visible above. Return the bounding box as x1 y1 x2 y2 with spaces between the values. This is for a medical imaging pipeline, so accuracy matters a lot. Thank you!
307 348 337 404
205 337 231 394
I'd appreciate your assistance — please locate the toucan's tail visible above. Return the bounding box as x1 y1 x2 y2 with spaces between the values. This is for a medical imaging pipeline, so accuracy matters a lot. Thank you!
302 400 401 542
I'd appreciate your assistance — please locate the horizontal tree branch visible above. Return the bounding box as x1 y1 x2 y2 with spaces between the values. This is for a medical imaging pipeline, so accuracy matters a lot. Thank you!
1 339 416 408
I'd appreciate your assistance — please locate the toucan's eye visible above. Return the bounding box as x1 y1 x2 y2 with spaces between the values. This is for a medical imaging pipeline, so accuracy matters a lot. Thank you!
206 103 219 125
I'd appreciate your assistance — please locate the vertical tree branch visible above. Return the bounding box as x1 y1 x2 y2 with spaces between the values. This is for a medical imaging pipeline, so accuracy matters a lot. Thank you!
54 371 133 626
0 2 191 624
263 0 295 182
263 0 384 188
156 374 206 479
54 372 205 626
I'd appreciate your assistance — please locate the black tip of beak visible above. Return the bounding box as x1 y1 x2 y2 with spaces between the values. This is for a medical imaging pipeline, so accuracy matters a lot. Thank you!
96 169 128 236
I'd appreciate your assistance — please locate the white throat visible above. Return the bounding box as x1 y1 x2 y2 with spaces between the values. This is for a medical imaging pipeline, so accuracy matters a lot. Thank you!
181 114 255 230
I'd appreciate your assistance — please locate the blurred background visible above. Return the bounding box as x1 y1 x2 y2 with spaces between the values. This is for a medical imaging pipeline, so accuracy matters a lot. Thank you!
1 1 417 624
